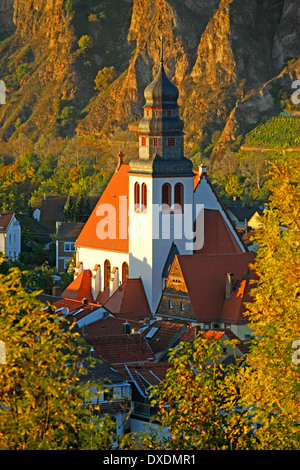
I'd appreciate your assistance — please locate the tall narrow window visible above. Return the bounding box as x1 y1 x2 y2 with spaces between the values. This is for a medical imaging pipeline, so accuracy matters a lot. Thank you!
141 183 147 211
134 182 140 211
162 183 171 207
167 110 172 117
174 182 184 212
104 260 111 290
141 136 147 146
146 110 150 116
122 262 129 283
153 137 158 147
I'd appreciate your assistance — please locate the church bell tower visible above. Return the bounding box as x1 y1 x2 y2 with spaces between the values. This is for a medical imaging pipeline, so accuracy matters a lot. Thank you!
128 42 194 314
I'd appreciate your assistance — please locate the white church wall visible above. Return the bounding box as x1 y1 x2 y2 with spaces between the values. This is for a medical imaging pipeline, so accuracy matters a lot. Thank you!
129 175 194 314
76 245 129 297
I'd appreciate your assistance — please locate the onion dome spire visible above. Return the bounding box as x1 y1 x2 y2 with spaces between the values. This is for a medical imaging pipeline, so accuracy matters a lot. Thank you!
129 41 193 177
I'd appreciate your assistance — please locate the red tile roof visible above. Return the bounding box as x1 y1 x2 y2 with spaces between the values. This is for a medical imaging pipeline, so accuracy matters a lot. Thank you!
75 164 130 252
221 276 256 324
87 334 155 365
50 297 105 323
196 209 243 254
82 315 141 337
61 269 94 303
172 252 255 323
142 320 186 355
0 213 14 232
103 278 151 322
193 171 247 252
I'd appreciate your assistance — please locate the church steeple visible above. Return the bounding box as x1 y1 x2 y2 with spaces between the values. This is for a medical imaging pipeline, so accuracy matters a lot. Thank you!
129 45 193 177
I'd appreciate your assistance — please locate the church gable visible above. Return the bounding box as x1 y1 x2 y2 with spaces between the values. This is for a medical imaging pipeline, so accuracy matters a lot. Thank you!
157 256 196 320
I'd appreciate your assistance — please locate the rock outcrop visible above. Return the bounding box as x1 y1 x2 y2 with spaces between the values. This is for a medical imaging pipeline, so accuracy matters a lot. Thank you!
0 0 299 156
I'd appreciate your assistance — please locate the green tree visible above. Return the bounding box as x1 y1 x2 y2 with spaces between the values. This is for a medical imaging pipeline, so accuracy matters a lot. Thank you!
75 193 85 222
62 193 75 222
94 66 117 92
78 35 94 54
0 263 115 449
59 106 76 128
14 118 22 131
224 153 300 450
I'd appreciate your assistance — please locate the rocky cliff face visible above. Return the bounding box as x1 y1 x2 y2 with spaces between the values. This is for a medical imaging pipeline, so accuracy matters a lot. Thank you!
0 0 299 157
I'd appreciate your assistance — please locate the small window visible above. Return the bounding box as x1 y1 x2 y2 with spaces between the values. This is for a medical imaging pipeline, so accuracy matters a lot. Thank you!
181 301 185 310
122 262 129 283
155 110 159 117
146 110 150 116
204 323 210 330
169 299 173 309
104 259 111 290
167 110 172 117
65 243 75 252
141 136 147 146
168 137 175 146
153 137 158 147
162 183 171 207
134 182 140 211
174 182 184 212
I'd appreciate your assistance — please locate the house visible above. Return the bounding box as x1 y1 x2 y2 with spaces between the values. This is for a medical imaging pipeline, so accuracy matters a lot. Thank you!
80 358 132 439
56 221 85 272
39 195 98 241
0 213 21 260
156 252 255 341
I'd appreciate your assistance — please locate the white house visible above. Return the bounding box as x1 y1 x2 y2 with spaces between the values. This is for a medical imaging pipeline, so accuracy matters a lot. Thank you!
0 213 21 260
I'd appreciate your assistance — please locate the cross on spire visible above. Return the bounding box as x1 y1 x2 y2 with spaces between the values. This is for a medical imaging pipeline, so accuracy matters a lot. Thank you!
160 35 164 64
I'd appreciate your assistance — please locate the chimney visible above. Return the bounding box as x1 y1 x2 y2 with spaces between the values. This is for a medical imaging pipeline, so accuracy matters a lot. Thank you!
115 151 124 172
225 273 234 299
82 297 88 306
52 285 62 297
199 164 207 177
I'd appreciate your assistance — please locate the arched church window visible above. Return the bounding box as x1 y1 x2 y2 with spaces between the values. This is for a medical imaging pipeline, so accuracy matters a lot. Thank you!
162 183 171 207
174 182 184 212
134 182 140 211
141 183 147 211
122 262 129 283
104 259 111 290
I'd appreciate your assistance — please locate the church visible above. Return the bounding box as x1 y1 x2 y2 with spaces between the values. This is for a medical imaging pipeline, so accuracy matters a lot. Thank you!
62 50 254 339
